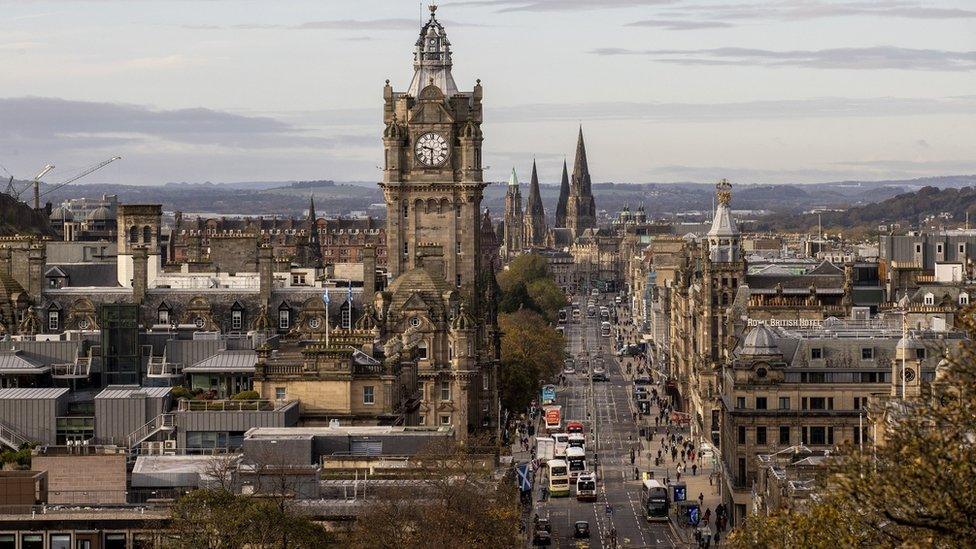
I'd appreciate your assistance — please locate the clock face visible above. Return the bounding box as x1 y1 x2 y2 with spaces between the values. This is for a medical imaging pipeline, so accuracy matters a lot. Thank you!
415 132 449 167
308 317 321 329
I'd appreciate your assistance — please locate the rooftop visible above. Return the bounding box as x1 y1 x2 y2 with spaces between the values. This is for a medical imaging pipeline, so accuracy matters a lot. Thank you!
0 387 69 400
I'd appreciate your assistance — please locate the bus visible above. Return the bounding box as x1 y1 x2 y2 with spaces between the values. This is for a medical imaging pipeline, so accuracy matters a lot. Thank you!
566 446 587 479
541 385 557 406
543 405 562 431
576 472 597 501
567 433 586 452
552 432 569 458
600 321 611 337
641 479 670 522
547 459 570 497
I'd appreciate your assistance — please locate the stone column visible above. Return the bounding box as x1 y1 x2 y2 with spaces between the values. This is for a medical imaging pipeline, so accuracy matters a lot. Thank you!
132 246 148 303
28 243 45 301
259 244 273 306
363 245 376 299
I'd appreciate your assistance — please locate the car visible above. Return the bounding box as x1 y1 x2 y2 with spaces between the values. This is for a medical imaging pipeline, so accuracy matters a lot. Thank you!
592 368 608 382
563 365 576 375
634 386 649 400
573 521 591 539
532 518 553 546
634 374 652 385
591 289 600 297
615 296 622 304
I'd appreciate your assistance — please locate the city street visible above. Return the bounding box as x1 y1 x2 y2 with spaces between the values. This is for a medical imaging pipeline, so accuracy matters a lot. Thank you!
531 299 680 548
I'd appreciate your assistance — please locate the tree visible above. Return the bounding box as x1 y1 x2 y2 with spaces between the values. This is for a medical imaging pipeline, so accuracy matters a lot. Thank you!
497 253 567 321
730 311 976 548
498 309 564 411
527 278 567 322
498 253 549 294
346 439 521 549
165 488 333 548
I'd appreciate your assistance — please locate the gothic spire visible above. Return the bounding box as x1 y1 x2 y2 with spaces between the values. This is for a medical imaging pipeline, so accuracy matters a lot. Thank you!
571 125 591 196
555 159 569 227
527 160 544 216
408 4 458 96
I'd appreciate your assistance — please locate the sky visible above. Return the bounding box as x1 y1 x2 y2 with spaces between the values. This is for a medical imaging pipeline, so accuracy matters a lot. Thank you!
0 0 974 187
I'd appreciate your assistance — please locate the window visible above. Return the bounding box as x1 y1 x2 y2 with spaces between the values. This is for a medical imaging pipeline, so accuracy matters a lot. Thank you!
756 426 767 445
960 243 967 255
363 385 375 405
440 380 451 401
457 242 462 254
755 397 767 410
291 273 307 286
417 341 429 360
341 303 352 330
275 387 286 400
960 293 970 306
914 243 922 254
50 534 70 549
232 310 243 330
861 347 874 360
403 242 408 255
854 396 863 410
778 397 790 410
924 293 935 305
736 396 746 409
456 274 462 287
440 414 452 425
403 204 408 218
806 426 826 445
937 243 944 254
48 310 60 331
279 309 290 330
143 225 153 244
808 397 826 410
158 307 170 325
737 426 746 444
737 457 746 485
811 347 823 360
916 347 926 360
779 426 790 445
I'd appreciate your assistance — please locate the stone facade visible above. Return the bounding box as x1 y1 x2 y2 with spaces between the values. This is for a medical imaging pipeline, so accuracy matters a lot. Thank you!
503 168 523 259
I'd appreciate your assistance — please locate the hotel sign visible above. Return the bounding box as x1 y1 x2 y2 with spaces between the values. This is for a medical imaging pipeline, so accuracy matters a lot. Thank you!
746 318 823 328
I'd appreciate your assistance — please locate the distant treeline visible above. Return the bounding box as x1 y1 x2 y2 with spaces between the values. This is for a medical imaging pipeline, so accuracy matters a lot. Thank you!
289 180 335 189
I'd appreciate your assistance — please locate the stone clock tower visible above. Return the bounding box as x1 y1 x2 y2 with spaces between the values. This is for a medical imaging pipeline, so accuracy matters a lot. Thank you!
381 5 485 290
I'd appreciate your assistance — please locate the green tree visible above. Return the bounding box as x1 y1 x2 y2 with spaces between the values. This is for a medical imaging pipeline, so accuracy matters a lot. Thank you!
527 278 568 322
498 281 539 316
730 311 976 548
498 309 564 411
498 253 549 294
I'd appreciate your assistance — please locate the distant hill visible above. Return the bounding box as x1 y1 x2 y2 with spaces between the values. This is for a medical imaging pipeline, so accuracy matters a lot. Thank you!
760 185 976 233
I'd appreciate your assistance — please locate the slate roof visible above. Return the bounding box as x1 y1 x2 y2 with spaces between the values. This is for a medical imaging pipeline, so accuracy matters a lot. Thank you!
183 350 258 373
0 351 49 374
47 264 120 288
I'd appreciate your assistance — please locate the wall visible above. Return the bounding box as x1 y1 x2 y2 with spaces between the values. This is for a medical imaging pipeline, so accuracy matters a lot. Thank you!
0 391 67 445
32 453 127 504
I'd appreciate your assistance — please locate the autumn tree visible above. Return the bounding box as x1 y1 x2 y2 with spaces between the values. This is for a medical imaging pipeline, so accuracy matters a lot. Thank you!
345 439 521 549
497 252 567 322
730 311 976 548
499 309 564 411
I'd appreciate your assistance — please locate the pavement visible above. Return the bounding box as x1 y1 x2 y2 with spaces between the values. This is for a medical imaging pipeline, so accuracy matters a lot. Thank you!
508 299 728 548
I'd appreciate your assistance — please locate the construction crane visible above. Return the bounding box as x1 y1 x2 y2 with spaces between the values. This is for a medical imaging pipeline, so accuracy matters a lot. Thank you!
37 156 122 207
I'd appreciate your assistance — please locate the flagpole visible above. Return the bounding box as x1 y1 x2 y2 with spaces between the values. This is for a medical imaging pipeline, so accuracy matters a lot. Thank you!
323 290 331 348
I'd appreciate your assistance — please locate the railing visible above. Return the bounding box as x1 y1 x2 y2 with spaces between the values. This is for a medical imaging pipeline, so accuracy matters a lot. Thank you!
261 364 304 375
125 414 175 450
177 399 282 412
0 421 33 450
51 347 94 379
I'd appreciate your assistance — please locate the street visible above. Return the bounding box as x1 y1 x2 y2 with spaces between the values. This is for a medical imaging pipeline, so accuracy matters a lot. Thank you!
530 298 680 548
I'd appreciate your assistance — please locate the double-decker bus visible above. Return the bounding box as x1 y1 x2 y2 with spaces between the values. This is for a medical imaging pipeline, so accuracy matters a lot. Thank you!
547 459 570 497
641 479 670 522
566 446 587 479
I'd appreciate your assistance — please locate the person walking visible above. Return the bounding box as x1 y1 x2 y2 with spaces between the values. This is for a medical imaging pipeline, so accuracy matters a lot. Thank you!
704 507 711 526
698 491 705 507
692 463 698 476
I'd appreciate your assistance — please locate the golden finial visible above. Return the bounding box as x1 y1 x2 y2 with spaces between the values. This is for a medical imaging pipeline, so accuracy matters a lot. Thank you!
716 178 732 206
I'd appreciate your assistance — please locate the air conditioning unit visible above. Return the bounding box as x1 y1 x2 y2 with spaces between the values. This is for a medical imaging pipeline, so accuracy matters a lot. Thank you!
163 439 178 454
143 441 164 455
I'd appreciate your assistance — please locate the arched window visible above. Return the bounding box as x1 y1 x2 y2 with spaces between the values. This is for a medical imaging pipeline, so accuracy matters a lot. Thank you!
417 341 428 360
924 292 935 306
960 293 970 306
143 225 152 244
129 226 139 243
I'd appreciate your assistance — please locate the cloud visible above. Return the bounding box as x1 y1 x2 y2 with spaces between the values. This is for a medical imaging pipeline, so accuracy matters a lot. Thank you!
590 46 976 71
187 19 486 31
448 0 677 13
0 97 360 149
489 96 976 122
670 1 976 21
625 19 732 30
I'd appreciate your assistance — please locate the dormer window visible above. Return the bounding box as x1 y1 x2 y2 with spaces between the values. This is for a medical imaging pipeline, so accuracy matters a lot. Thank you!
924 292 935 306
47 306 61 332
157 304 171 325
960 293 969 306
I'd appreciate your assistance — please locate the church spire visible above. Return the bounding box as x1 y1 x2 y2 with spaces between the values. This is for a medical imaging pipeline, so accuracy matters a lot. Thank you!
555 159 569 227
566 126 596 236
571 125 591 196
524 159 546 246
306 193 322 267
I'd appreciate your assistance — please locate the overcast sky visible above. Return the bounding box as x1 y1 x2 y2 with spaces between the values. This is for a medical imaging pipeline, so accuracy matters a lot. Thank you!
1 0 974 187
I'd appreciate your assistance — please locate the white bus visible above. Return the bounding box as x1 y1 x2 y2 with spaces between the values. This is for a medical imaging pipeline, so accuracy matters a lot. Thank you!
576 472 597 502
547 459 570 497
552 432 569 459
567 433 586 452
641 479 669 522
566 446 587 479
600 321 611 337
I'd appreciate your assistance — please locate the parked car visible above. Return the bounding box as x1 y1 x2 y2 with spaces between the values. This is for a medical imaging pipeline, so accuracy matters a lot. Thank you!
573 521 591 539
634 374 652 385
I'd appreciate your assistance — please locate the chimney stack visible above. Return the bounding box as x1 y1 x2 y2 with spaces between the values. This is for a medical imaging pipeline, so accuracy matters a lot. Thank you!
259 244 273 306
363 245 376 299
28 243 46 301
132 246 148 303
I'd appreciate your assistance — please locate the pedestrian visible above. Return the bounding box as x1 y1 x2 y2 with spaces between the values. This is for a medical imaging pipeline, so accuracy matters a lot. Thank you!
693 463 698 476
709 472 713 485
676 470 681 483
704 507 711 526
698 492 705 507
634 466 640 480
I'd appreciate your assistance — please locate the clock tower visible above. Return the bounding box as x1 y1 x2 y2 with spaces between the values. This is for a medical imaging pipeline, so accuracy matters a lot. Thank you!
380 5 485 291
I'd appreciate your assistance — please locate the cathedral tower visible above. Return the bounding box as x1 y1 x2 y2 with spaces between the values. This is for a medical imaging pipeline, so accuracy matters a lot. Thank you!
503 168 523 259
380 5 485 291
524 160 546 247
565 127 596 237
